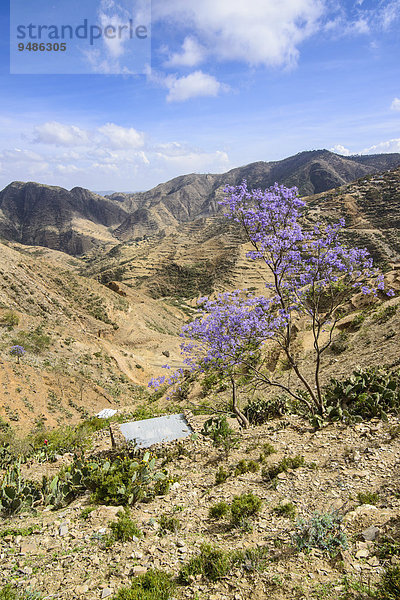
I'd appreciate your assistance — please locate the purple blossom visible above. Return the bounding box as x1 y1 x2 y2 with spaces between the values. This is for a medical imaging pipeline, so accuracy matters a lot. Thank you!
149 181 392 417
10 345 25 363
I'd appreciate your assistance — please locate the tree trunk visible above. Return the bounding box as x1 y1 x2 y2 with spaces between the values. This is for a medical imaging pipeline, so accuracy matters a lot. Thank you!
231 377 250 429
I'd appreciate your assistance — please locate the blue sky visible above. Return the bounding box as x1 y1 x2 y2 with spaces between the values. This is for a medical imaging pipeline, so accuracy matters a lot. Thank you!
0 0 400 191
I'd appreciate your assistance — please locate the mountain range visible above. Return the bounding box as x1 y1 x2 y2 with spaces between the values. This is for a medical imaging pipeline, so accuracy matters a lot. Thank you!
1 149 400 432
1 149 400 255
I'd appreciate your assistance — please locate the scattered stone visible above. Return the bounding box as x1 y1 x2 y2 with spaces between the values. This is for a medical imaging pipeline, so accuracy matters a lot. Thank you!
58 524 68 537
362 526 380 541
131 566 148 577
101 588 113 598
20 540 39 554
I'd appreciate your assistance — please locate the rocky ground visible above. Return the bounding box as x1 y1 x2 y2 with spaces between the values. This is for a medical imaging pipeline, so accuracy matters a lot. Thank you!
1 414 400 599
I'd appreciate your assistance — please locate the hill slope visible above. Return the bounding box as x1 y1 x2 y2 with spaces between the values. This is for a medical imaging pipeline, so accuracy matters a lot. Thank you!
83 166 400 303
111 150 400 240
0 182 128 255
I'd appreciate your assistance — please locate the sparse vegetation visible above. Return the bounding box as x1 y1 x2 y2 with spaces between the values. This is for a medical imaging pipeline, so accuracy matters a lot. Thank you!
157 513 181 535
377 565 400 600
106 510 141 544
273 502 297 520
201 415 239 454
234 458 260 475
293 511 348 556
209 501 230 519
322 367 400 423
179 543 231 583
11 326 51 354
0 587 41 600
0 311 19 328
244 395 289 424
357 491 380 505
262 455 305 482
215 465 229 484
374 304 397 323
114 569 176 600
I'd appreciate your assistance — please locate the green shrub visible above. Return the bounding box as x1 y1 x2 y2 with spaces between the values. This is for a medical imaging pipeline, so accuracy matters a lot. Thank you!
158 514 181 535
262 455 305 481
0 586 41 600
0 586 17 600
107 511 141 544
230 493 262 528
376 518 400 560
293 511 348 556
374 304 397 324
377 566 400 600
209 501 230 519
215 466 229 485
114 569 176 600
179 543 231 584
0 525 40 538
87 452 167 506
244 396 288 424
234 459 259 475
80 506 95 520
0 311 19 328
350 313 366 330
378 536 400 560
42 457 91 509
11 326 51 354
273 502 296 520
231 546 269 572
357 491 380 505
259 443 276 462
201 416 239 454
322 367 400 423
153 477 171 497
262 443 276 456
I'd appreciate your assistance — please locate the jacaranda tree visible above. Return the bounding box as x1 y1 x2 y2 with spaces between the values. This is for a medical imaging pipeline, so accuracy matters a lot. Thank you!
150 181 393 422
10 345 25 364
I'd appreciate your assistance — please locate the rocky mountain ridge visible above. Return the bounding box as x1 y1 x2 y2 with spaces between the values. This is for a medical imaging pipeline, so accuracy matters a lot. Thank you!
1 150 400 255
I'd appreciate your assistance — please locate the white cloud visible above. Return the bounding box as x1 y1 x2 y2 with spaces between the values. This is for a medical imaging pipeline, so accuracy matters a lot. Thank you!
165 71 227 102
361 138 400 154
0 119 231 190
330 144 351 156
32 122 146 150
380 0 400 30
351 17 370 34
154 0 325 68
165 37 206 67
390 97 400 111
82 0 150 74
155 149 229 172
98 123 145 149
98 0 130 59
33 122 90 146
